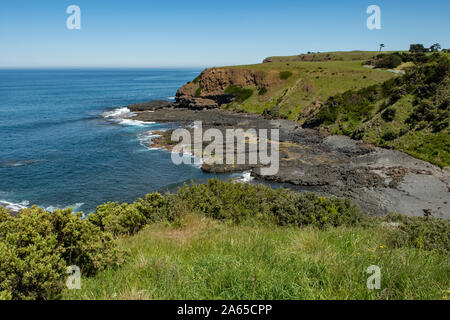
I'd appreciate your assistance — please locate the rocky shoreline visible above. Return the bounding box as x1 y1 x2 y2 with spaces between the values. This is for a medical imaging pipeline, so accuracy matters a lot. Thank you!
130 104 449 219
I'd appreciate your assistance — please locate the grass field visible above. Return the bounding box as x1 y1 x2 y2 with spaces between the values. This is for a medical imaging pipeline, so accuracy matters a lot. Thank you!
62 214 449 300
221 52 395 120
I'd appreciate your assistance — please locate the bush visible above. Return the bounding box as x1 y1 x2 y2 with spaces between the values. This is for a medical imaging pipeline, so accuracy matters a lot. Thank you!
0 206 124 299
374 53 403 69
0 223 66 300
258 87 268 95
224 85 253 101
0 290 12 300
381 130 398 141
192 75 201 84
279 71 293 80
175 179 366 228
409 44 427 53
49 208 123 275
383 213 449 254
381 108 396 121
176 180 276 223
89 202 146 236
262 105 281 119
271 192 366 229
194 86 202 97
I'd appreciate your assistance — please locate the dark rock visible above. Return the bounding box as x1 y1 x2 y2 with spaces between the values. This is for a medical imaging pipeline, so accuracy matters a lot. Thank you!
128 100 173 112
129 107 450 218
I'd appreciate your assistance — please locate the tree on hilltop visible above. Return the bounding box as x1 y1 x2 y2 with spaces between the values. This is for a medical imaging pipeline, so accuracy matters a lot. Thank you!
430 43 442 52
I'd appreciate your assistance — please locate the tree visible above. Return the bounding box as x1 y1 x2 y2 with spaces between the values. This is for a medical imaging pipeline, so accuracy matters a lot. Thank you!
379 44 385 52
410 44 427 53
430 43 441 52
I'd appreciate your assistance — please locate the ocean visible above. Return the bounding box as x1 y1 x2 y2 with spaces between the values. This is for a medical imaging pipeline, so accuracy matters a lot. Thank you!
0 69 241 214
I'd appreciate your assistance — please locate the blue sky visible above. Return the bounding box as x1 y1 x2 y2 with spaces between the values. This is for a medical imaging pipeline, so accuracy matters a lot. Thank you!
0 0 448 68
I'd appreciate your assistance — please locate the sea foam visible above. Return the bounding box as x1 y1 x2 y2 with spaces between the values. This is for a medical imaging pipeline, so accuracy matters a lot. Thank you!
102 107 154 126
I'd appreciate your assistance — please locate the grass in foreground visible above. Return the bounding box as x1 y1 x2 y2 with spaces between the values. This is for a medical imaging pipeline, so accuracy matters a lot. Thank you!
62 214 449 300
2 180 449 300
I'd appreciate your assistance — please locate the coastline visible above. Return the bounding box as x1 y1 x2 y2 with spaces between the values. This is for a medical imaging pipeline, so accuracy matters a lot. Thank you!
127 104 449 219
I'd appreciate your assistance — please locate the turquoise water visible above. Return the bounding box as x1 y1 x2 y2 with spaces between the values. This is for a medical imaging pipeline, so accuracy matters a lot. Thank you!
0 69 238 213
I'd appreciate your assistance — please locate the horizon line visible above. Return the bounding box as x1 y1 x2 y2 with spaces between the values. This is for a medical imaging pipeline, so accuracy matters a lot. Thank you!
0 66 208 70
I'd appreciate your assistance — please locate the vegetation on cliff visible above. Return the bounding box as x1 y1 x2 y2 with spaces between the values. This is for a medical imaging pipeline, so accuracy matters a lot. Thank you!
2 180 448 300
177 51 394 116
304 53 449 167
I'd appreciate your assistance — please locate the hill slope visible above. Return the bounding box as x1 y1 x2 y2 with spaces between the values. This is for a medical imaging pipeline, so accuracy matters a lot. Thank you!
176 51 395 119
304 53 449 167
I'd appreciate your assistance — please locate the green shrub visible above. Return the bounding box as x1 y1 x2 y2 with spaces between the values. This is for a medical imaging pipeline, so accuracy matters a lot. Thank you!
0 290 12 300
88 192 180 236
0 224 66 300
194 86 202 97
271 192 366 229
381 130 398 142
258 87 268 95
192 75 201 84
383 213 449 254
305 54 449 167
262 105 281 118
89 202 146 236
49 208 123 275
381 108 396 121
279 71 293 80
0 206 124 299
174 179 366 228
176 180 275 223
224 85 253 101
374 53 403 69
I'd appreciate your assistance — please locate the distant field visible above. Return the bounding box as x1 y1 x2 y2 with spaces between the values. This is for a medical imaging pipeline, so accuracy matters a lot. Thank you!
260 51 391 63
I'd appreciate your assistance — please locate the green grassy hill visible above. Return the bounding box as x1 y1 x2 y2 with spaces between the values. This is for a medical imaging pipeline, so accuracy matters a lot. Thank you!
223 52 396 120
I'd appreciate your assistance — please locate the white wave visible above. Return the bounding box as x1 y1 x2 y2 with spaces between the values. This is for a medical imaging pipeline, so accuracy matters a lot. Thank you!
137 131 162 150
118 119 151 126
0 200 29 213
235 172 254 183
0 200 84 214
170 149 203 168
44 203 84 213
102 107 154 127
167 96 176 100
102 107 130 118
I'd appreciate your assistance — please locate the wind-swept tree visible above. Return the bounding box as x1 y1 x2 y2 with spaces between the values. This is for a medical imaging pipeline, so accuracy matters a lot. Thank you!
430 43 441 52
379 44 385 52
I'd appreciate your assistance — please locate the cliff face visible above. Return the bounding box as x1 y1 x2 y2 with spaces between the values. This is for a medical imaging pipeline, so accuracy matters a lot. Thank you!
175 67 273 109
